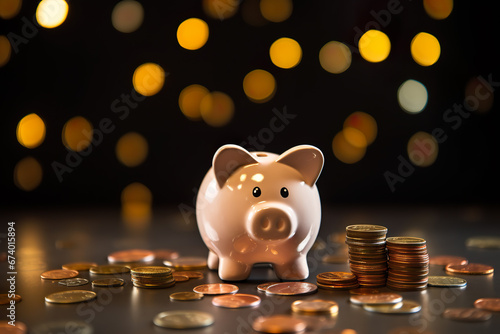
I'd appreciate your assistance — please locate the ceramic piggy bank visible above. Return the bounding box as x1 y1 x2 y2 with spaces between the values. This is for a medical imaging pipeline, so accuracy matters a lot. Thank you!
196 144 324 281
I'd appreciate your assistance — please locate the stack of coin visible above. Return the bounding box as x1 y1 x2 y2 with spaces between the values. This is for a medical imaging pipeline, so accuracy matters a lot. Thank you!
386 237 429 291
345 225 388 287
130 266 175 289
316 272 359 290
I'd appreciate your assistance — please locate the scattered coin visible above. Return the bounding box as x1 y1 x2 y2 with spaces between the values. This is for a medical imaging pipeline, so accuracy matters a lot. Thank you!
92 278 125 287
31 320 93 334
349 288 381 295
45 290 97 304
193 283 239 295
427 276 467 287
173 274 189 282
350 293 403 305
474 298 500 312
164 257 207 270
364 300 422 314
252 315 307 333
265 282 318 296
0 294 22 305
212 294 261 308
0 320 27 334
107 249 155 263
291 299 339 315
153 310 214 329
58 278 89 287
62 262 98 271
40 269 79 280
442 308 492 322
154 249 180 261
89 265 130 275
169 292 204 301
466 236 500 249
429 256 468 267
445 263 494 275
257 282 281 292
171 271 204 279
131 266 175 289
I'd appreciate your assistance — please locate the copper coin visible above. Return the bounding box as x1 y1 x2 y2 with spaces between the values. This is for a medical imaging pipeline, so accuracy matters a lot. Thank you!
442 308 492 322
429 255 468 266
350 293 403 305
317 282 359 290
193 283 238 295
154 249 180 260
172 271 204 279
252 315 307 333
90 265 130 275
212 293 261 308
40 269 79 280
257 282 281 292
349 288 381 295
474 298 500 312
108 249 155 263
173 274 189 282
0 320 27 333
265 282 318 296
317 272 356 282
0 294 21 304
170 291 204 301
61 262 98 271
445 263 494 275
58 278 89 287
92 278 125 287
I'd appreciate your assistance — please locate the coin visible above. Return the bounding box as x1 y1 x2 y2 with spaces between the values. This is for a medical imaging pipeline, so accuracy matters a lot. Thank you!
291 299 339 315
474 298 500 312
0 320 27 333
350 293 403 305
193 283 239 295
58 278 89 287
429 255 468 266
386 237 426 246
173 274 189 282
442 308 492 322
130 266 172 275
40 269 79 280
212 294 261 308
170 292 204 301
107 249 155 263
164 257 207 270
30 320 93 334
0 294 22 305
154 249 180 260
171 271 204 279
387 237 429 291
153 310 214 329
62 262 98 271
257 282 281 292
252 315 307 333
45 290 97 304
265 282 318 296
466 236 500 249
363 300 421 314
427 276 467 287
346 225 388 237
92 278 125 287
89 265 130 275
445 263 494 275
317 272 356 282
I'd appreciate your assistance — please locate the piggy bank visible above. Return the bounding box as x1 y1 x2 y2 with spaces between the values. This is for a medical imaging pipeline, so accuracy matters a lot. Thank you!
196 144 324 281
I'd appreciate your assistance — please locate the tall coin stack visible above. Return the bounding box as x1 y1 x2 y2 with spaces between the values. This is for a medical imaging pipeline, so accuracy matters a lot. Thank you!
130 266 175 289
386 237 429 291
345 225 388 287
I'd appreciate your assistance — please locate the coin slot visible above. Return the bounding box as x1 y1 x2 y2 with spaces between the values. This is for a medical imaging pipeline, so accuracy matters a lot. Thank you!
256 153 267 157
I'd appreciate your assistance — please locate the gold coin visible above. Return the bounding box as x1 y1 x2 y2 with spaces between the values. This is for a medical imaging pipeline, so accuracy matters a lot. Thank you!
0 294 22 305
466 236 500 249
130 266 172 275
386 236 426 246
40 269 79 280
172 271 204 279
169 291 204 301
58 278 89 287
212 294 261 308
363 300 422 314
164 257 207 270
45 290 97 304
265 282 318 296
89 265 130 275
291 299 339 315
193 283 239 295
153 310 214 329
252 315 307 333
92 278 125 287
62 262 98 271
427 276 467 287
346 224 388 235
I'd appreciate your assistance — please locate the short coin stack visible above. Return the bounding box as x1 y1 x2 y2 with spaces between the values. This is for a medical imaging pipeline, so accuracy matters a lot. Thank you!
386 237 429 291
316 272 359 290
346 225 388 287
130 266 175 289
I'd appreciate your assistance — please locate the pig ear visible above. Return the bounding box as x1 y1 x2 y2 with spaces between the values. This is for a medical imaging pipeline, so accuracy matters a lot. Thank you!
275 145 324 186
213 144 258 188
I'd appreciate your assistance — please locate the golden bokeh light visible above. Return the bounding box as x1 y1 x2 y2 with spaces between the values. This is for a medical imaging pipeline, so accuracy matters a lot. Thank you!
343 112 377 145
398 79 428 114
424 0 453 20
16 113 46 149
14 157 43 191
62 116 93 152
465 77 494 113
343 127 368 149
36 0 69 29
121 182 152 204
116 132 148 167
0 35 11 67
319 41 352 74
121 182 152 227
411 32 441 66
202 0 239 20
111 0 144 33
176 18 209 50
332 130 366 164
179 84 209 120
243 69 276 103
132 62 165 96
260 0 293 23
407 131 438 167
269 37 302 69
0 0 22 19
200 91 234 127
358 30 391 63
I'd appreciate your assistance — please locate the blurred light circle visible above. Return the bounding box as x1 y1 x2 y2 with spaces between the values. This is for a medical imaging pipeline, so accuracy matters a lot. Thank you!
398 79 428 114
111 0 144 33
0 35 11 67
424 0 453 20
464 77 494 113
200 91 234 127
0 0 22 19
14 157 43 191
132 63 165 96
179 84 209 120
358 30 391 63
269 37 302 69
36 0 68 29
407 131 438 167
62 116 93 152
243 69 276 103
116 132 148 167
343 111 377 145
177 18 209 50
121 182 152 204
260 0 293 23
16 113 46 149
319 41 352 74
343 127 367 149
332 130 366 164
202 0 239 20
411 32 440 66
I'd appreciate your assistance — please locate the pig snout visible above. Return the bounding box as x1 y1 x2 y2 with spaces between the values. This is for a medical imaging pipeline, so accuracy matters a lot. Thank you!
248 204 297 241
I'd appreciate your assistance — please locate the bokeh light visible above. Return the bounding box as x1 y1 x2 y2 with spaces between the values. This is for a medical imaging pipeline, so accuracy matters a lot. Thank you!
424 0 453 20
343 127 368 149
411 32 441 66
269 37 302 69
243 69 276 103
343 111 377 145
260 0 293 23
407 131 438 167
176 18 209 50
14 157 43 191
132 63 165 96
111 0 144 33
202 0 239 20
398 79 428 114
200 91 234 127
36 0 68 29
332 130 366 164
358 30 391 63
0 0 22 19
116 132 148 167
319 41 352 74
179 84 209 120
121 182 152 226
464 77 494 113
0 35 11 67
16 113 46 149
62 116 93 152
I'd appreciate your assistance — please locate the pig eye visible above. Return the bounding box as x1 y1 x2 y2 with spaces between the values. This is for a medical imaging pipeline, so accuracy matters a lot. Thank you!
280 187 289 198
252 187 261 197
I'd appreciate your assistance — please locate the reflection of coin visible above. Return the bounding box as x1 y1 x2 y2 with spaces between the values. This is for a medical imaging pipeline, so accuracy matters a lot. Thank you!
108 249 155 263
257 282 280 292
0 320 27 333
193 283 238 295
428 276 467 287
212 294 261 308
350 293 402 305
364 300 421 314
153 311 214 329
292 299 339 315
45 290 96 304
265 282 318 296
169 292 204 301
0 294 22 305
173 274 189 282
58 278 89 287
62 262 98 271
442 308 492 322
164 257 207 270
89 265 130 275
252 315 307 333
445 263 494 275
92 278 125 287
41 269 79 280
429 256 468 266
31 320 93 334
474 298 500 312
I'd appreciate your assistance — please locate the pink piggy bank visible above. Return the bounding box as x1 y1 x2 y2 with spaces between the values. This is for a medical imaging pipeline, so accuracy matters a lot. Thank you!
196 144 324 281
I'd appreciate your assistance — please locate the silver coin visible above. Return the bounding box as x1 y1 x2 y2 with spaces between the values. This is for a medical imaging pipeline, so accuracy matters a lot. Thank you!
428 276 467 287
364 300 422 314
31 320 93 334
58 278 89 287
153 310 214 329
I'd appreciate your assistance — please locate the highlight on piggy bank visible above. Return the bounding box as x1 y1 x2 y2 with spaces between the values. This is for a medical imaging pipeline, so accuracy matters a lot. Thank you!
196 144 324 281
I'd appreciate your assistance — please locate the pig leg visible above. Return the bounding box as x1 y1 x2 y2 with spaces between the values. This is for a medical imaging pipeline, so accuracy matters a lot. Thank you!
207 250 219 270
218 257 252 281
273 256 309 280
